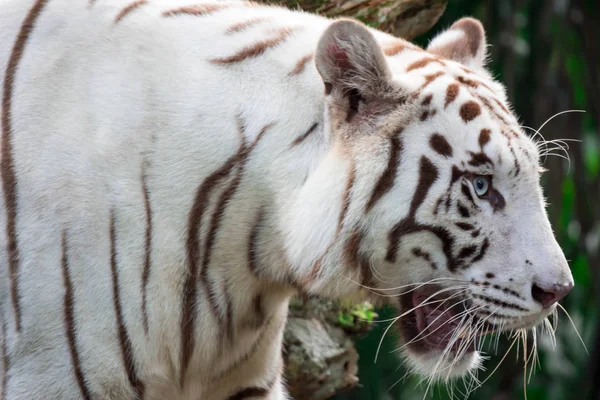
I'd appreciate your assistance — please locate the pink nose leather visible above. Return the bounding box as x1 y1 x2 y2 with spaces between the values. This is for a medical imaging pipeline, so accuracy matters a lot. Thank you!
531 282 574 308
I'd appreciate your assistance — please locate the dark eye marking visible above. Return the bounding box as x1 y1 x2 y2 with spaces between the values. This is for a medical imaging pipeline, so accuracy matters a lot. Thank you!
455 222 474 231
461 183 477 207
451 166 463 184
471 237 489 262
453 167 505 212
472 176 505 212
462 173 506 212
457 202 470 218
458 245 477 259
484 187 506 211
468 151 493 167
444 195 451 212
433 196 444 216
411 247 438 269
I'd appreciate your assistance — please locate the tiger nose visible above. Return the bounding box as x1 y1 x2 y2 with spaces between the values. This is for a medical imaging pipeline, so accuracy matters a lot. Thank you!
531 282 574 308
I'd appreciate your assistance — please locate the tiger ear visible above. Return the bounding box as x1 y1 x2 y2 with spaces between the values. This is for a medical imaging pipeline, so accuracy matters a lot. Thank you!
315 19 391 118
426 18 487 70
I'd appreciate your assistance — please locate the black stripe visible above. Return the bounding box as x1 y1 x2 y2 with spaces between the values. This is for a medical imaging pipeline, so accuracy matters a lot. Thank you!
222 276 235 343
202 123 273 337
181 129 245 385
429 133 453 157
110 212 145 398
213 317 273 381
385 159 465 270
226 386 270 400
509 147 521 176
461 183 477 207
1 311 8 399
455 222 473 231
408 157 439 216
386 157 440 263
471 237 489 263
458 245 477 259
472 294 528 311
344 229 371 286
181 119 272 384
61 231 92 400
457 201 470 218
202 165 245 330
290 122 318 147
247 207 264 277
365 135 403 213
337 163 355 233
140 164 152 334
2 0 51 333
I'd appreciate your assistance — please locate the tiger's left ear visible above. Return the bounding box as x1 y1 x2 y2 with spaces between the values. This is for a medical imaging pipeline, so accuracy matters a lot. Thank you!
426 18 487 70
315 19 392 121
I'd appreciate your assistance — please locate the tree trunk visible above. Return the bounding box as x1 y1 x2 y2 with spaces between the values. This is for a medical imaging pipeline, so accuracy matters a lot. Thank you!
284 296 376 400
263 0 447 40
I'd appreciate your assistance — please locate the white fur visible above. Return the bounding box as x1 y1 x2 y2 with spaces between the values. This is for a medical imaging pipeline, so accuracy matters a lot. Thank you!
0 0 572 399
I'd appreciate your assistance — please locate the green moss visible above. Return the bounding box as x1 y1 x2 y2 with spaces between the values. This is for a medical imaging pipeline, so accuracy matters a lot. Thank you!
336 302 377 331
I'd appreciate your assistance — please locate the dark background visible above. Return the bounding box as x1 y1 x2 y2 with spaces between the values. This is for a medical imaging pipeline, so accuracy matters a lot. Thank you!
335 0 600 399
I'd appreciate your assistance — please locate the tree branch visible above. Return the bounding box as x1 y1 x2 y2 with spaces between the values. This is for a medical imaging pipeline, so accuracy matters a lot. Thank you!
262 0 448 40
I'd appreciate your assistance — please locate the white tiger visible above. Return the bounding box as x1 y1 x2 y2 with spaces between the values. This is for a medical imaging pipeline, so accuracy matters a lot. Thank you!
0 0 574 399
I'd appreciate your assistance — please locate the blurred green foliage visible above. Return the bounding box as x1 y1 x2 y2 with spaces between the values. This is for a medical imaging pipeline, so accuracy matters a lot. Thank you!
337 302 378 329
335 1 600 399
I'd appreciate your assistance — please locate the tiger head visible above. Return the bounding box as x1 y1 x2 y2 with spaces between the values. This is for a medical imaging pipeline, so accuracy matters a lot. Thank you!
296 17 574 381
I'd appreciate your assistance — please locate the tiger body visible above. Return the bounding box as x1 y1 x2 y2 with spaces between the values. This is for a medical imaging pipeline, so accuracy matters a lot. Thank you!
0 0 574 399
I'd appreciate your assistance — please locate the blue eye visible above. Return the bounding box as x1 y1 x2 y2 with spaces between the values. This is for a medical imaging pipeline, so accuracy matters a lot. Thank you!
472 176 490 196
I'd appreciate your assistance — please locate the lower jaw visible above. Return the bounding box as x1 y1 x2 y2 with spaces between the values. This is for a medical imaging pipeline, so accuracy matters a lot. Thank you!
401 343 481 381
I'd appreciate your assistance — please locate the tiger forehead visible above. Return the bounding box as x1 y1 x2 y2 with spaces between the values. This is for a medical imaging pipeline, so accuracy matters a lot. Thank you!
406 70 525 144
387 50 507 113
385 55 540 174
409 72 506 118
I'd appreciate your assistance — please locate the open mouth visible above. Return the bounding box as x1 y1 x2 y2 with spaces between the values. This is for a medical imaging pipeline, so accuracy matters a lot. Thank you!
398 285 494 354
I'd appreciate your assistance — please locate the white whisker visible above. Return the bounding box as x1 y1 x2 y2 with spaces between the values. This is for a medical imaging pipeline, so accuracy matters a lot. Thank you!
537 109 586 133
556 302 588 354
472 332 520 391
344 275 468 294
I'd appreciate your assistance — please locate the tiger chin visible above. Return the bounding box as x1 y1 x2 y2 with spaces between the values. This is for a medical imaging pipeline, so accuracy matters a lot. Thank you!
0 0 573 399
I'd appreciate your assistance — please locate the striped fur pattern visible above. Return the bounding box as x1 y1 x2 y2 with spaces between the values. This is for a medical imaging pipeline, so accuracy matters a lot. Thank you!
0 0 573 398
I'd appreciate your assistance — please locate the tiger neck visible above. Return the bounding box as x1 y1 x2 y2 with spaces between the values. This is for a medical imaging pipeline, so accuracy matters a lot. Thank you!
253 116 366 300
